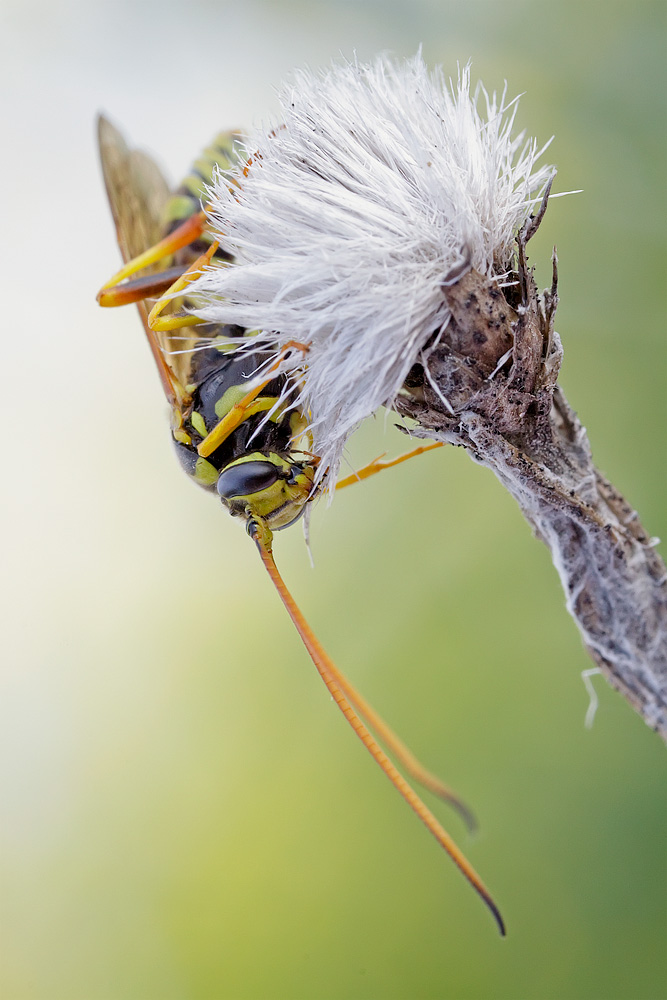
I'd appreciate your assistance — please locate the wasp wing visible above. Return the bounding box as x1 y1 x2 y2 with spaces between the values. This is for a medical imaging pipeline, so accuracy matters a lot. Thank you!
98 117 249 401
98 114 170 265
98 114 196 404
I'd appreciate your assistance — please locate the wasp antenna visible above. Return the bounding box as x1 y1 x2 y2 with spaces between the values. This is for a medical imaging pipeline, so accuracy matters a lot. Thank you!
250 523 505 936
254 545 478 831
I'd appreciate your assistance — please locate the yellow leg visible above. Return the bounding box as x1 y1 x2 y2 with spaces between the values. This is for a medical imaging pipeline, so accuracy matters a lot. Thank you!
97 266 188 308
97 210 208 305
147 240 219 334
197 392 278 458
336 442 444 490
197 340 310 459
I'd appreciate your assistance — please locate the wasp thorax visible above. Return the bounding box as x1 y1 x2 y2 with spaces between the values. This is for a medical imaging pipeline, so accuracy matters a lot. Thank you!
217 452 317 531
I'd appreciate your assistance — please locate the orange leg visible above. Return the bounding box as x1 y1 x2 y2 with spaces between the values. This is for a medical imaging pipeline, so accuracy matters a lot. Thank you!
97 210 208 306
336 442 444 490
147 241 219 333
197 340 310 459
110 241 219 411
96 266 186 308
197 389 279 458
96 213 212 407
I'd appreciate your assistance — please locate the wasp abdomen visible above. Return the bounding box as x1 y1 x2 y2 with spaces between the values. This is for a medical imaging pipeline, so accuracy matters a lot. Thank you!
162 132 244 263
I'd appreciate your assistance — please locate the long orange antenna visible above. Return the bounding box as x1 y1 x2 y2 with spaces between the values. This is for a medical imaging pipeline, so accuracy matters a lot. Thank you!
250 523 506 936
312 664 477 833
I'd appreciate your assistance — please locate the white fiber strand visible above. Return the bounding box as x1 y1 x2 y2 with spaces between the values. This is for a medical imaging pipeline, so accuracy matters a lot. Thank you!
188 54 554 483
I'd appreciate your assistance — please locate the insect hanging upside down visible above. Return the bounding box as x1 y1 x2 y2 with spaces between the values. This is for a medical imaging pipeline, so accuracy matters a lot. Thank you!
96 115 505 936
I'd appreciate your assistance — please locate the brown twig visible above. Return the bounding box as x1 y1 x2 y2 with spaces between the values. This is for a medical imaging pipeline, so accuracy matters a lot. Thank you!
395 197 667 739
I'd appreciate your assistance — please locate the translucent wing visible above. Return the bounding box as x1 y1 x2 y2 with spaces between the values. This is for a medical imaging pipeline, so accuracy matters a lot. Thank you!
98 114 194 403
98 114 170 265
98 116 245 398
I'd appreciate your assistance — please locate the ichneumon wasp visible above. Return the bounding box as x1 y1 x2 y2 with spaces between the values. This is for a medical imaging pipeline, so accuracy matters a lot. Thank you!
96 116 505 935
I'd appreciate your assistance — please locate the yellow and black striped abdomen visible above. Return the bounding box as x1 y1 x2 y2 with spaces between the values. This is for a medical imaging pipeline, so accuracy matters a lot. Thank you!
161 131 245 262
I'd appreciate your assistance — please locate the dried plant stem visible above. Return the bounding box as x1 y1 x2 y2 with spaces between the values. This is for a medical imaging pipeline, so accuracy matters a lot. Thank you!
395 218 667 740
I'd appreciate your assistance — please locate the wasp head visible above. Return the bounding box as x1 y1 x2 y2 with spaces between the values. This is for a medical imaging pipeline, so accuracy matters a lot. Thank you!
216 452 318 533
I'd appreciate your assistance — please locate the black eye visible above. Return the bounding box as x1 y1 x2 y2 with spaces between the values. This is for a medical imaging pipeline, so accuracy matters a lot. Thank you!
217 461 280 500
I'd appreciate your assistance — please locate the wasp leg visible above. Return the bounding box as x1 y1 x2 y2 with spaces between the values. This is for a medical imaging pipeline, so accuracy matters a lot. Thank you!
96 267 186 308
118 243 220 410
149 248 309 458
336 442 444 490
250 519 504 936
196 341 310 459
97 267 190 408
133 299 189 409
97 210 208 305
147 242 219 334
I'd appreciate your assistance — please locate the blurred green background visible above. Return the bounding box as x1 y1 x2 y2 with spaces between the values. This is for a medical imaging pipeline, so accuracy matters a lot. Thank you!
1 1 665 998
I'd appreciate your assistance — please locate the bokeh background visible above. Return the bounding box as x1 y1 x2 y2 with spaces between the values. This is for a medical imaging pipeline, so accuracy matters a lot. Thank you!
1 1 665 998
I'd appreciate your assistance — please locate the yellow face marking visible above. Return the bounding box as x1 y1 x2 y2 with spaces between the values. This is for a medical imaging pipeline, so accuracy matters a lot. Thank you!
219 453 316 530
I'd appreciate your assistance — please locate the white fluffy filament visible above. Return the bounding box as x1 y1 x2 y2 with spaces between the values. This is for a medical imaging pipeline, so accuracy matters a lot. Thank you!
189 54 555 483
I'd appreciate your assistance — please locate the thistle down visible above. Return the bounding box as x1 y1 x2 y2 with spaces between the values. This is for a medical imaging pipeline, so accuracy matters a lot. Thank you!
189 53 554 483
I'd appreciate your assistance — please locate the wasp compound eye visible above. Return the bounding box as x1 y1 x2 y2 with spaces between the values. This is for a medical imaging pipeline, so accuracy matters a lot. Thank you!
217 461 280 500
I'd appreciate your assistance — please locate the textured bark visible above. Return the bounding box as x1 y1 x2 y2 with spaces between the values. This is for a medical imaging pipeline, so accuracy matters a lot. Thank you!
395 207 667 740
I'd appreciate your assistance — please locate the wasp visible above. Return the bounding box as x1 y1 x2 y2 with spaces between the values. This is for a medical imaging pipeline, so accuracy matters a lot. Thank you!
96 116 505 935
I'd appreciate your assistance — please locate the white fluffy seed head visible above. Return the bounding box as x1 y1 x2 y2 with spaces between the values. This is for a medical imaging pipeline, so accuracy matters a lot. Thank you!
189 53 555 485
